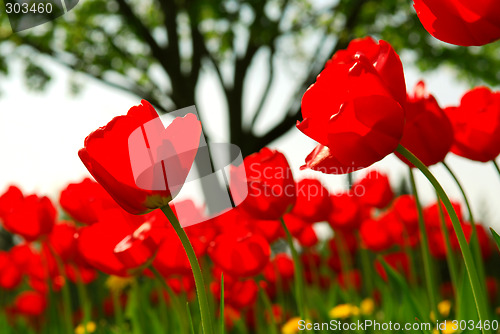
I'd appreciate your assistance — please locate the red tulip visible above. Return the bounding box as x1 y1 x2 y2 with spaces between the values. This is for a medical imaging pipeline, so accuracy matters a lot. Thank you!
214 278 259 309
251 218 283 243
77 208 145 276
360 217 392 252
59 178 115 224
424 201 463 230
65 263 97 284
0 251 22 290
382 211 411 248
291 178 331 222
450 223 492 259
166 275 195 295
233 148 296 220
298 37 406 174
446 87 500 162
392 195 419 235
114 221 159 272
428 229 448 259
152 226 206 277
352 170 393 209
0 185 23 220
47 221 78 262
12 291 47 317
263 254 295 287
10 243 35 270
328 192 362 231
281 213 308 237
2 195 56 242
208 229 270 278
414 0 500 46
296 225 319 248
396 81 453 167
486 277 498 304
79 100 202 215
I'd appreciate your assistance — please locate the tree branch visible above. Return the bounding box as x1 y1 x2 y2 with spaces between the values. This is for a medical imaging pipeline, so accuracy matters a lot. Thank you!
15 36 173 112
253 0 368 150
249 45 275 129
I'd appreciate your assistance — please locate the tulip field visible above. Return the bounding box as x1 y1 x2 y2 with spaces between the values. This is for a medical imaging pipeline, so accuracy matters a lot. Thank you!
2 1 500 334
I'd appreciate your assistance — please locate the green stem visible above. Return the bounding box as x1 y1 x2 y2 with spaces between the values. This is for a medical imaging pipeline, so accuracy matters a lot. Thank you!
279 217 306 319
151 266 188 334
441 161 487 310
442 162 485 275
111 290 124 329
220 273 224 334
335 232 359 303
358 244 374 294
186 303 196 334
397 145 490 334
73 266 92 334
46 245 74 334
408 168 441 327
493 160 500 179
435 193 460 294
259 286 279 334
161 205 214 334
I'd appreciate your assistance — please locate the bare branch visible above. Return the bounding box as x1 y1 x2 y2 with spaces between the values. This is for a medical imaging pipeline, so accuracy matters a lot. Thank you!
248 46 275 129
15 36 174 111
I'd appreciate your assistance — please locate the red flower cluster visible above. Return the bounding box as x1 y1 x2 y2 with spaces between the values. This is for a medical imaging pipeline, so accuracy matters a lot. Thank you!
0 152 497 329
299 36 500 174
446 87 500 162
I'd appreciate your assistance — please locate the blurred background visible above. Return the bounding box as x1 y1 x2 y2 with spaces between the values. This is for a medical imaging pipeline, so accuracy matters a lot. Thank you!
0 0 499 231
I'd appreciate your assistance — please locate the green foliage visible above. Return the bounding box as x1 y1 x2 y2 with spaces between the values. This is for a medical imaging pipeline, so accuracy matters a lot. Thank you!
0 0 499 151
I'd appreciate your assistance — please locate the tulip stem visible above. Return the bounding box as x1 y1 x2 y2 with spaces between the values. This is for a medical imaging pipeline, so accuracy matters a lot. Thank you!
151 266 189 334
46 245 74 334
279 217 306 319
435 192 460 298
441 161 487 301
493 160 500 181
219 273 224 334
407 168 440 327
161 205 214 334
397 145 490 334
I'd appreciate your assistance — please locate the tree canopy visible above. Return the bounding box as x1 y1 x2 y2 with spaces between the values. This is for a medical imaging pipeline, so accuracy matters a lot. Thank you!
1 0 499 155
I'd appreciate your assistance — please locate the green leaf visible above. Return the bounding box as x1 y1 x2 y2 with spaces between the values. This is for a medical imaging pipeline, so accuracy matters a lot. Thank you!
490 228 500 253
378 257 433 334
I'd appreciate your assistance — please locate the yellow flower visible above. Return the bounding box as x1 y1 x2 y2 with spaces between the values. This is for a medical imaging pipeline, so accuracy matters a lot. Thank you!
438 300 452 317
281 317 311 334
105 275 134 293
433 321 456 334
329 304 360 319
86 322 96 333
360 298 375 315
74 321 97 334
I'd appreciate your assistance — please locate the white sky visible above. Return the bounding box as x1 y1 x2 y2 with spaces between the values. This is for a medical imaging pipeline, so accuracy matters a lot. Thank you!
0 37 499 230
